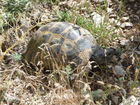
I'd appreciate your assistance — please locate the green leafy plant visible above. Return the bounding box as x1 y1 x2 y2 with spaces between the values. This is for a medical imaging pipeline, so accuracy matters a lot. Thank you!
65 65 73 76
57 11 72 22
30 0 60 4
3 0 29 14
76 16 118 47
11 53 22 61
57 10 118 47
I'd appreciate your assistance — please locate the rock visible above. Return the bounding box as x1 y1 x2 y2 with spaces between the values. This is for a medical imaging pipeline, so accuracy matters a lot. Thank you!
92 12 104 27
107 7 113 13
120 95 140 105
93 0 105 3
109 14 117 18
121 17 129 22
120 22 133 29
4 93 20 104
120 39 129 46
92 89 104 98
109 18 118 24
114 65 126 76
112 96 119 105
135 51 140 56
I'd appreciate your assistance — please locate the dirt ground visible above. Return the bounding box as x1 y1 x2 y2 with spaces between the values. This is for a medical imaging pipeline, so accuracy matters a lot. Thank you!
0 0 140 105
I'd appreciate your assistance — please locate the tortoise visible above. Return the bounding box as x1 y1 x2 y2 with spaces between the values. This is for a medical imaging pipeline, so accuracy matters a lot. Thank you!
23 22 115 69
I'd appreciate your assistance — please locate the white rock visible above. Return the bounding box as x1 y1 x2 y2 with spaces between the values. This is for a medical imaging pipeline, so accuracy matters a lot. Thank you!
114 65 126 76
121 17 129 22
109 18 115 23
4 93 20 104
120 39 129 46
93 0 105 2
107 8 113 13
109 14 117 18
120 22 133 28
120 95 140 105
92 12 104 27
109 18 118 24
116 21 121 26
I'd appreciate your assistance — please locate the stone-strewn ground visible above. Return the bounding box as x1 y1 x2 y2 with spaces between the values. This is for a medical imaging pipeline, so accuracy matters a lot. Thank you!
0 0 140 105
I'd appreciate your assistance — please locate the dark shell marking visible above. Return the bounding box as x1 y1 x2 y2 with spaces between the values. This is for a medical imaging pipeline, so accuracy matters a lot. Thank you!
23 22 98 69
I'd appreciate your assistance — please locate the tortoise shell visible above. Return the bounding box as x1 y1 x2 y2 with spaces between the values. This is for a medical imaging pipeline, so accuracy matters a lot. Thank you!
23 22 109 69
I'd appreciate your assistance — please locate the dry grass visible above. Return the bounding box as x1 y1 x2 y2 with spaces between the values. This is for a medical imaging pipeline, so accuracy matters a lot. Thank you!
0 0 140 105
0 61 95 105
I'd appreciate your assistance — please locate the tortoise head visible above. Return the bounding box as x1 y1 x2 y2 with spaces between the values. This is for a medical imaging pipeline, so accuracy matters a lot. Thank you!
90 47 116 65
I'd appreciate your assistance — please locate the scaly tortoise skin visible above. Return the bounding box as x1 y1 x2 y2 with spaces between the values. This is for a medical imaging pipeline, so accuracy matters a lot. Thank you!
23 22 115 69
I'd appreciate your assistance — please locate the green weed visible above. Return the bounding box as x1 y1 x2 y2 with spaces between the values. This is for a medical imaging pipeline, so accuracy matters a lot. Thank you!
3 0 29 14
31 0 59 4
0 0 29 30
75 15 118 47
57 11 72 22
11 53 22 61
57 10 118 46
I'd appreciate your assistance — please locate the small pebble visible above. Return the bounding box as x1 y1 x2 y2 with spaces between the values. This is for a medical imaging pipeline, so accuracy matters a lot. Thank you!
114 65 126 76
109 14 117 18
120 95 140 105
120 39 129 46
4 93 20 104
107 7 113 13
93 0 105 3
92 89 104 98
120 22 133 29
92 12 104 27
135 51 140 56
121 17 129 22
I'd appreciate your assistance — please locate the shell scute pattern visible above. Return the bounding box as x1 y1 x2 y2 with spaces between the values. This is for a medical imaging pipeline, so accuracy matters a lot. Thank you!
48 22 71 34
23 22 98 69
38 22 96 55
61 28 80 40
